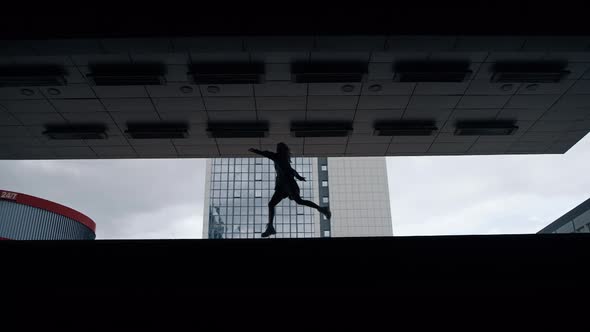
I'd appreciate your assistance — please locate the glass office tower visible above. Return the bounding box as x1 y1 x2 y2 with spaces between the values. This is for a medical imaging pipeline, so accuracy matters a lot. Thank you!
204 157 320 239
203 156 394 239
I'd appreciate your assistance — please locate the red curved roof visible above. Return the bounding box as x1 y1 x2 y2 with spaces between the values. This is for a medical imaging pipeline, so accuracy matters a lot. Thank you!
0 189 96 233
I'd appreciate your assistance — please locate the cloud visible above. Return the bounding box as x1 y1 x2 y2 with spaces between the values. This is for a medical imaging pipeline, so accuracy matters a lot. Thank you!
387 134 590 236
0 158 207 239
101 203 203 239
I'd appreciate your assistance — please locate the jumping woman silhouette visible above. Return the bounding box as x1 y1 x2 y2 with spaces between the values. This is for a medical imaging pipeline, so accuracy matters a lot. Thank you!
248 143 331 237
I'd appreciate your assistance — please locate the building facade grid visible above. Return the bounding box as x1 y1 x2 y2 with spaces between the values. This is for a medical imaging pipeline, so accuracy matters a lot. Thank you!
203 156 393 239
206 157 317 239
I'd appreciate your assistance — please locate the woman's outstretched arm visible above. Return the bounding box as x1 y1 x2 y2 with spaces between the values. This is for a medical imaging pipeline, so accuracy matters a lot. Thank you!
292 168 306 181
248 148 276 160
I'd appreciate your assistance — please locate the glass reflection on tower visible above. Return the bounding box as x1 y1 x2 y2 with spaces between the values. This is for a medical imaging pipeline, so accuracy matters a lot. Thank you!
207 157 316 239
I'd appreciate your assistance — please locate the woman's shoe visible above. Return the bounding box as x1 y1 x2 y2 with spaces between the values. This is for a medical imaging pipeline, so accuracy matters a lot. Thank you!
321 207 332 220
261 224 276 238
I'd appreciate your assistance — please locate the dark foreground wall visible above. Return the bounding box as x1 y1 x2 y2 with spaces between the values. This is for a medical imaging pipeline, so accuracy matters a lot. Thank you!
3 235 589 326
2 235 589 298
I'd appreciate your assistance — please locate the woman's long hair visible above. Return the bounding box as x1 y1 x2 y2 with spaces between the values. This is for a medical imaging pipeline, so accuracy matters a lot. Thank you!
276 142 292 163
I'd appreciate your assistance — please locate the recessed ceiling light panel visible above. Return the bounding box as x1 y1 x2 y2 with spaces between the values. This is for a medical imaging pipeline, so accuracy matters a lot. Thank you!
290 122 353 137
373 121 438 136
393 61 472 82
454 121 519 136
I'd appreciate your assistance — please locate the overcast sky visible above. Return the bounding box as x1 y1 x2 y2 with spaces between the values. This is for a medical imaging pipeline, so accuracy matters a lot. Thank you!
387 134 590 236
1 134 589 239
0 159 206 239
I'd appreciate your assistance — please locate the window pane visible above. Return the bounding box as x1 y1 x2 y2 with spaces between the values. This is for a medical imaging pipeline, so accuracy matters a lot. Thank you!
240 216 249 225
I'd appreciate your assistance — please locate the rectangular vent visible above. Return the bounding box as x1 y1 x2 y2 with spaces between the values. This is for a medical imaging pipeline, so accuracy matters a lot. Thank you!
373 121 438 136
454 121 518 136
0 65 67 87
393 61 472 82
43 125 107 140
189 63 265 84
125 123 189 139
291 63 368 83
87 63 167 86
207 122 269 138
291 122 353 137
491 62 570 83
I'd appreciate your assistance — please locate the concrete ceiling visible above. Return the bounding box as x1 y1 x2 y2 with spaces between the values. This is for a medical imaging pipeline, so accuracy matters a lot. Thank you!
1 35 589 159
